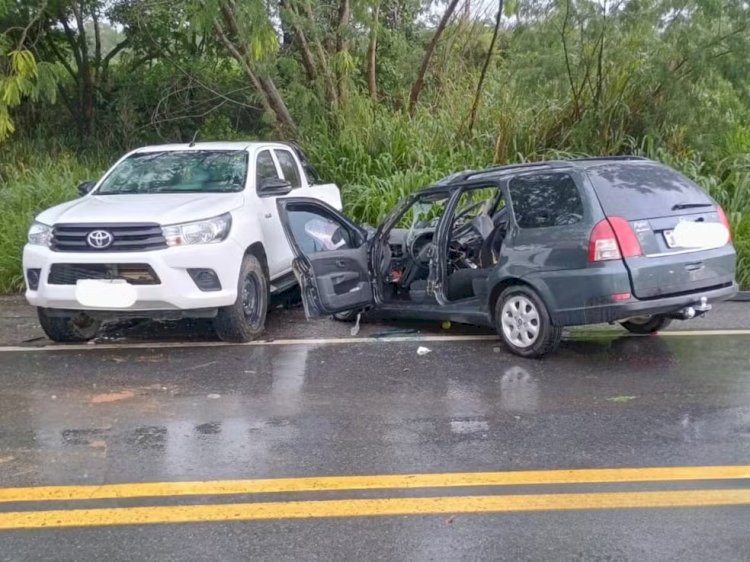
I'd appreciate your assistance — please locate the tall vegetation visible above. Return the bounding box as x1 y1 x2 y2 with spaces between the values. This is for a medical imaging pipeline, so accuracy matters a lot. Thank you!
1 0 750 291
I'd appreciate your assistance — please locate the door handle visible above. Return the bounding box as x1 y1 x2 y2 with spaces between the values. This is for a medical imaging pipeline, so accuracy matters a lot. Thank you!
335 260 347 268
330 271 358 285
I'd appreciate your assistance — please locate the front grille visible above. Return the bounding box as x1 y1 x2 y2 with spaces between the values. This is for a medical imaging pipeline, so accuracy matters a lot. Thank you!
48 264 161 285
51 223 167 252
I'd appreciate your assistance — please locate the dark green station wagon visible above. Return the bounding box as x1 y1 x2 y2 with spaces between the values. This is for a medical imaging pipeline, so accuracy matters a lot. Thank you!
277 157 737 357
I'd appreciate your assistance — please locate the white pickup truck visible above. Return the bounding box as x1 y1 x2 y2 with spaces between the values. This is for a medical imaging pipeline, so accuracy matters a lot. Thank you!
23 141 342 343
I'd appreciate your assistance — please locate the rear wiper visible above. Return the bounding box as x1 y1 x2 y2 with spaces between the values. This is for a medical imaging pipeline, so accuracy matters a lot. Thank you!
671 202 712 210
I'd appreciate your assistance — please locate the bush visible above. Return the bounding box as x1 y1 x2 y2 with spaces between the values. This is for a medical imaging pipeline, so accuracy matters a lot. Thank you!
0 141 106 292
1 108 748 293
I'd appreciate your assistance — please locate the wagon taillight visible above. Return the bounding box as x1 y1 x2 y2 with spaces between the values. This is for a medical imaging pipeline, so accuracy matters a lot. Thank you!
588 217 643 262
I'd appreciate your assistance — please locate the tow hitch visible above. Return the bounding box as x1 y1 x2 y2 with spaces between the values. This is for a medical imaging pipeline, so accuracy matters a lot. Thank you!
670 297 711 320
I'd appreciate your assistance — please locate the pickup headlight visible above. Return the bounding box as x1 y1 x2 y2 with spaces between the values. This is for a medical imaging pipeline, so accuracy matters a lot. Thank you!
162 213 232 246
28 222 52 246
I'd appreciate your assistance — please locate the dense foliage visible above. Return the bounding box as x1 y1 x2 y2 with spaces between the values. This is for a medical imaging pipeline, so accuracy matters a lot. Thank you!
1 0 749 291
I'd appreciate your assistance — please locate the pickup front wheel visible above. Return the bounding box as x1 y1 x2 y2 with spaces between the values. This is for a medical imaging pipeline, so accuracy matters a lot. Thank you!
37 309 101 342
214 254 269 343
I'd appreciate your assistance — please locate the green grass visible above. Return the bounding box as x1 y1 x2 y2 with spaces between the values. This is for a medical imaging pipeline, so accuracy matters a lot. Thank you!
1 128 749 293
0 142 105 292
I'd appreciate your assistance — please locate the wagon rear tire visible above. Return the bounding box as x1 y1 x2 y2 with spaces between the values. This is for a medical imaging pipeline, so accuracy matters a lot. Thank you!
621 315 672 334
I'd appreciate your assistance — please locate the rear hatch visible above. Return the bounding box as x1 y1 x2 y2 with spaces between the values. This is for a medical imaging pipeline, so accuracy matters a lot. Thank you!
587 163 734 299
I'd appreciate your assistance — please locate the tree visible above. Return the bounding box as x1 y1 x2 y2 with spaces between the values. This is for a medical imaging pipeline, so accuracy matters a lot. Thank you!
26 0 132 137
190 0 297 134
467 0 504 132
0 0 60 142
367 2 380 101
408 0 462 115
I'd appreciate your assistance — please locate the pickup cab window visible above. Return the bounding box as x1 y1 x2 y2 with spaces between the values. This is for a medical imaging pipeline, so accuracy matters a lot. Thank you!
256 150 281 187
274 149 302 189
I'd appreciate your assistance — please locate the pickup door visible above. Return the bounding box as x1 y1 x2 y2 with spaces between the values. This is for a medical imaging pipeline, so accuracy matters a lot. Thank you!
276 198 374 316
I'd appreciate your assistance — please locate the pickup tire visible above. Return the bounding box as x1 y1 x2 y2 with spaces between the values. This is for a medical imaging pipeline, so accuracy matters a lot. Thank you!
494 286 562 358
37 309 101 342
214 254 269 343
621 315 672 334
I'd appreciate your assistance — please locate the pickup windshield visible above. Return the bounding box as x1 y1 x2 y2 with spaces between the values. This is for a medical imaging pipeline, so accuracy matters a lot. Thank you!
96 150 248 194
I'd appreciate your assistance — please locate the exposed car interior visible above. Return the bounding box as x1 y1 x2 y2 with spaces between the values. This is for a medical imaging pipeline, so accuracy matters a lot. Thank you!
377 186 509 304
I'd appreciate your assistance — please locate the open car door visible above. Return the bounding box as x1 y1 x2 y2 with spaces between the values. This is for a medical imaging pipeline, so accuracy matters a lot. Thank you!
276 198 374 317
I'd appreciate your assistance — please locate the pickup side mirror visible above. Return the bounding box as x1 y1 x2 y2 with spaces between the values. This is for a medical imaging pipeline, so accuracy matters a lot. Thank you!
257 177 293 197
77 181 96 196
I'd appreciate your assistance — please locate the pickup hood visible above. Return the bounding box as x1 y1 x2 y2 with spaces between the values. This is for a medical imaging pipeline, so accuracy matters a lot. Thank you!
36 193 245 226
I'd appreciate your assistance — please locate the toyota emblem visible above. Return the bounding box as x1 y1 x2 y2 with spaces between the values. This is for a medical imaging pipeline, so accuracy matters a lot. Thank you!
87 230 113 249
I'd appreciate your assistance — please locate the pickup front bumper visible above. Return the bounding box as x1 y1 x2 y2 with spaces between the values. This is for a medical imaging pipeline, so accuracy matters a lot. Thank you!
23 240 245 315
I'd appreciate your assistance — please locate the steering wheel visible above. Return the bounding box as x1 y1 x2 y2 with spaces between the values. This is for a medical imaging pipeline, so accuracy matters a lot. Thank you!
409 232 435 265
451 201 485 234
454 201 485 223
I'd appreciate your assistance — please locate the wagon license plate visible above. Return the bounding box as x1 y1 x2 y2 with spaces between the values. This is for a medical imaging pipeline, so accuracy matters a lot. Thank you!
663 229 677 248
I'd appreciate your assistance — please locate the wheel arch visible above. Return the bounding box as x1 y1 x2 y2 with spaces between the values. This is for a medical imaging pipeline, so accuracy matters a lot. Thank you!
245 242 269 279
488 277 556 324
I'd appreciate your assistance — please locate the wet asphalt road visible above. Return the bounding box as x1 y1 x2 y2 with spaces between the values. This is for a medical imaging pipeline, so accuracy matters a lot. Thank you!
0 299 749 560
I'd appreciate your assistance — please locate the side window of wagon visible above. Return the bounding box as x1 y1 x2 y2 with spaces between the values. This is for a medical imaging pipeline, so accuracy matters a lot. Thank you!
509 173 584 228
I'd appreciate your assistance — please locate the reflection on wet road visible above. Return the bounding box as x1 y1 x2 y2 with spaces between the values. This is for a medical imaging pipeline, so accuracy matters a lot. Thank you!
0 333 749 560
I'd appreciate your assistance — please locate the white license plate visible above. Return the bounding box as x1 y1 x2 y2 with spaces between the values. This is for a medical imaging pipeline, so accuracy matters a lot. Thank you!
663 229 677 248
75 279 137 308
665 221 730 250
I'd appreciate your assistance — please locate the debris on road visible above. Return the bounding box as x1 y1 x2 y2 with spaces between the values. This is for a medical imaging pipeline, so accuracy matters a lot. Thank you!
187 361 218 371
90 390 135 404
372 328 419 338
350 313 362 336
136 355 165 363
417 346 431 356
606 395 637 403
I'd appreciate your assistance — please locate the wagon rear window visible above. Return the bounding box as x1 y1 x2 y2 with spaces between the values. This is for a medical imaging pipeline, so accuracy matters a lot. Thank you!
586 163 714 220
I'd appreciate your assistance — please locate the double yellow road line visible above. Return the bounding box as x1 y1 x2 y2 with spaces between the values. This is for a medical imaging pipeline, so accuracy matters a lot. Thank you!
1 465 748 530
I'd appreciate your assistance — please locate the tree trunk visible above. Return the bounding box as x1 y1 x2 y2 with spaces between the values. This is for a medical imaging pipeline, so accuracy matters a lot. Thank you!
260 77 297 134
295 29 319 82
367 4 380 101
467 0 503 133
560 0 580 119
278 0 296 48
408 0 461 115
335 0 350 55
335 0 350 103
213 20 297 134
303 0 339 109
72 2 94 136
282 2 319 82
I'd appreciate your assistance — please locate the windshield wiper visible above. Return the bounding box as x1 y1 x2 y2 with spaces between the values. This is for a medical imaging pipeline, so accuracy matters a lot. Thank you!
671 202 712 210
